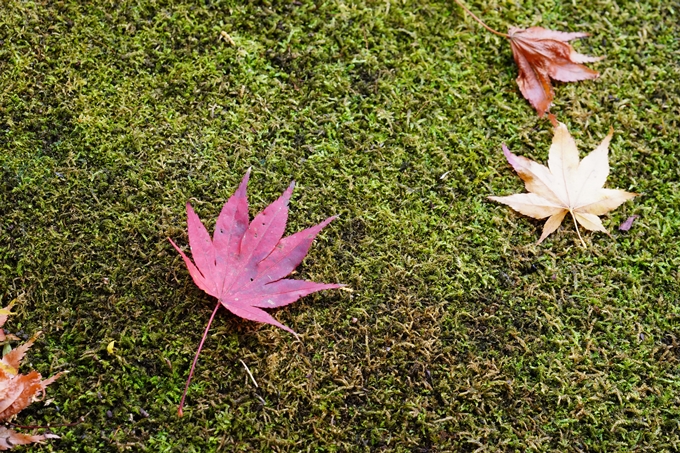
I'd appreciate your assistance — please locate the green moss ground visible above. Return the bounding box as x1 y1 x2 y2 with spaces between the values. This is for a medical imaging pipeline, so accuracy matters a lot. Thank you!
0 0 679 451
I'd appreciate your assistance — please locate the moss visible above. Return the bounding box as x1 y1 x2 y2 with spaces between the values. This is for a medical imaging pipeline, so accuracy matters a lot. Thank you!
0 0 678 451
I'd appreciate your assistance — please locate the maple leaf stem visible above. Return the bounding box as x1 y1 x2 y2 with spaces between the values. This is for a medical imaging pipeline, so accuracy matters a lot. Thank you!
570 210 587 248
178 302 221 417
452 0 508 38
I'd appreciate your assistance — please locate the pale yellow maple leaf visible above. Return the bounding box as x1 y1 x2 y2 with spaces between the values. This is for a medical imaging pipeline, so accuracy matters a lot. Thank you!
489 120 637 245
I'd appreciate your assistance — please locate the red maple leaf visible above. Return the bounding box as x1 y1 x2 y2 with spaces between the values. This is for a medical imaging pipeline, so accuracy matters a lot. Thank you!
169 170 343 415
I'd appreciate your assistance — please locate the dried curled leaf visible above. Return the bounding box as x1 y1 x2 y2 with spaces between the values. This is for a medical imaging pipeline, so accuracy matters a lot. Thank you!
618 215 639 232
0 426 58 451
508 26 604 116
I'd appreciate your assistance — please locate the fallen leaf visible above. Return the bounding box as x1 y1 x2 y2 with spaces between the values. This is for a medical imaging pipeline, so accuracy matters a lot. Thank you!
169 170 343 415
0 427 58 451
489 118 637 245
0 336 63 422
508 27 604 116
452 0 603 116
0 305 62 450
0 303 18 344
618 215 639 232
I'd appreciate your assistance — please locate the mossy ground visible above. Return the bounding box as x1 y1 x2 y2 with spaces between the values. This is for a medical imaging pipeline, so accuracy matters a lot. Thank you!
0 0 679 451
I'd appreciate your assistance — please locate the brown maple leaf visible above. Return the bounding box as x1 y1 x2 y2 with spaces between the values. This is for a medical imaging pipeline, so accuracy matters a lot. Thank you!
489 118 637 246
508 27 604 116
0 305 63 450
453 0 604 116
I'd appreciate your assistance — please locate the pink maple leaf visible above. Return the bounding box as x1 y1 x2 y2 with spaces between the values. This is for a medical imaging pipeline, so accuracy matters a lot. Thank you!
169 170 343 415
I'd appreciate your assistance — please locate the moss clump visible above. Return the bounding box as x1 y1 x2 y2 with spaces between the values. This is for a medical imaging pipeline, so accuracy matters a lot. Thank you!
0 0 678 451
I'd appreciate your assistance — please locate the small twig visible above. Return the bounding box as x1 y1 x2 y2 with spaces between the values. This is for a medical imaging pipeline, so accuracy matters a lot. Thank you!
452 0 508 38
240 360 258 388
433 416 455 424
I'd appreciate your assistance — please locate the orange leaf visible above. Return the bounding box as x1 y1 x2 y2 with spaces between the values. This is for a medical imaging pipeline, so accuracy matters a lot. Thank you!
0 307 63 450
0 372 42 421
